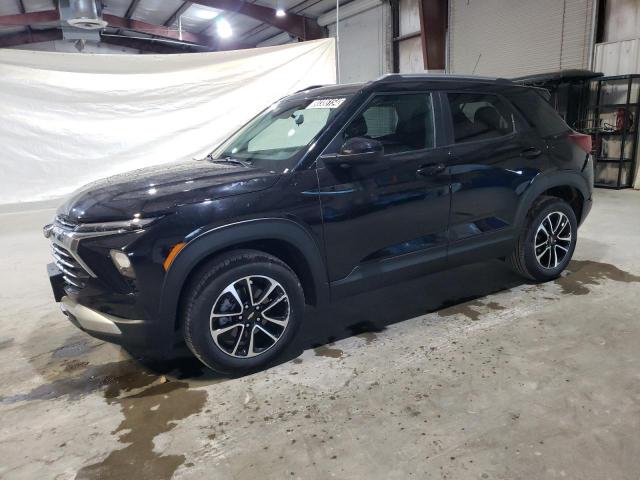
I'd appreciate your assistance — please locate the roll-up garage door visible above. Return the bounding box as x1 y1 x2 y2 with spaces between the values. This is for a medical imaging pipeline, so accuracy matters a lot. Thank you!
448 0 595 77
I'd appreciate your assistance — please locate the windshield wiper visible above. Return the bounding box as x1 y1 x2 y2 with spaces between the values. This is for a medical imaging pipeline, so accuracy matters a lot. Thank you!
207 155 253 168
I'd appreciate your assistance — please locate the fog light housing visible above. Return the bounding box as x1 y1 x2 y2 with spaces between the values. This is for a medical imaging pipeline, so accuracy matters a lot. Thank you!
110 249 135 278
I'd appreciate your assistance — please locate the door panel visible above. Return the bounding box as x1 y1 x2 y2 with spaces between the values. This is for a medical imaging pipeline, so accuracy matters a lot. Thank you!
444 92 549 264
316 92 451 296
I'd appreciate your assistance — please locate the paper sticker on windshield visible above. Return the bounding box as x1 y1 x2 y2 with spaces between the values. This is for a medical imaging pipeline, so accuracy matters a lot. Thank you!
307 98 346 109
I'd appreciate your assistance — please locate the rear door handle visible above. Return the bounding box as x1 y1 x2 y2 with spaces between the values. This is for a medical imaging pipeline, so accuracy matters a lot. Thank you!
521 147 542 159
416 162 446 176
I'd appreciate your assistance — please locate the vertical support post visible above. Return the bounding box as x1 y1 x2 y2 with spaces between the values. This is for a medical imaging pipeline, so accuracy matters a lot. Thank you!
336 0 340 83
391 0 400 73
418 0 448 71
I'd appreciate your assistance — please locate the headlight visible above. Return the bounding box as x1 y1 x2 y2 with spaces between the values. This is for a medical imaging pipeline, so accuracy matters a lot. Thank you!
110 249 135 278
74 217 159 234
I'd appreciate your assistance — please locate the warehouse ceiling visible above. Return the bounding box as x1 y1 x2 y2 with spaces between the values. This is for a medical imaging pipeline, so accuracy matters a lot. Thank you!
0 0 342 52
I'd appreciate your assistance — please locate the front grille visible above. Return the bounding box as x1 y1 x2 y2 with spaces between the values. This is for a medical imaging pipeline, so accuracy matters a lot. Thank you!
55 215 77 230
51 243 90 289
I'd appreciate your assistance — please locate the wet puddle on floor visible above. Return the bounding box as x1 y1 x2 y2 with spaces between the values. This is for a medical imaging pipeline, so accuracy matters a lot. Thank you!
438 299 506 321
4 259 638 478
0 360 156 403
51 334 99 359
76 380 208 480
556 260 640 295
314 344 345 359
435 260 640 321
0 337 15 350
1 353 214 479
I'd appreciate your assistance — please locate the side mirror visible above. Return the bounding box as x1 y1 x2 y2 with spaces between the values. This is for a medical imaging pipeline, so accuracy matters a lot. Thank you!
323 137 384 166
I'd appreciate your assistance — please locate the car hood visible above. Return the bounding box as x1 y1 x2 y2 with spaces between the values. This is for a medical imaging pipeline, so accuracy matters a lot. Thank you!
57 159 281 222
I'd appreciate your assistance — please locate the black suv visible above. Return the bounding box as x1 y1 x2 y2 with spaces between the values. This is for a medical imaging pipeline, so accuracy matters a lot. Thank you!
44 74 593 374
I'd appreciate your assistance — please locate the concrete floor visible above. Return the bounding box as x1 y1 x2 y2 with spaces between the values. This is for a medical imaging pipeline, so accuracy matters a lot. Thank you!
0 189 639 480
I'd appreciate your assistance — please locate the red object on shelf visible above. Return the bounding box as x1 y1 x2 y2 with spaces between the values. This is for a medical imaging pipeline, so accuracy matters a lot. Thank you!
615 108 634 131
568 132 593 153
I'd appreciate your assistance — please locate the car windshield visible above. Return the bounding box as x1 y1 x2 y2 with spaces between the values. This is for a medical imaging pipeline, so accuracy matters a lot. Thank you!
210 96 350 171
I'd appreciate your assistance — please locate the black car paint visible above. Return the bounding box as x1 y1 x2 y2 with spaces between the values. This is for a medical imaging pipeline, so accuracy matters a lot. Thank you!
48 76 593 356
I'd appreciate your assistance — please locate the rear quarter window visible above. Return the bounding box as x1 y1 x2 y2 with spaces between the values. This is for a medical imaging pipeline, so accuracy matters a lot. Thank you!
506 89 570 137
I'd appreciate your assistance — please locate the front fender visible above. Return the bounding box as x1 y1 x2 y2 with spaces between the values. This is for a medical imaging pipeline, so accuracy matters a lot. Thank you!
155 218 329 341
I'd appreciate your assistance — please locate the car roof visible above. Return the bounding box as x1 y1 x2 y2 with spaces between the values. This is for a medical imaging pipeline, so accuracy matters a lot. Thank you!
291 83 365 98
291 74 522 101
376 73 512 83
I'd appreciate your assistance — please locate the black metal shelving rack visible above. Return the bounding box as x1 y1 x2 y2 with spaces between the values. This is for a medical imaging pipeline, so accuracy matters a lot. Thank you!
585 74 640 189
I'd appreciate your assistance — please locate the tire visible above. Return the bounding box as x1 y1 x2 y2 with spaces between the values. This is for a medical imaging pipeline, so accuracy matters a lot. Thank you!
182 249 304 375
508 196 578 282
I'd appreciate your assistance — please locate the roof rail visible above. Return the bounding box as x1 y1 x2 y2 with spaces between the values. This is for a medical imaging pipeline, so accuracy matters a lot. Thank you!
293 85 326 94
373 73 514 84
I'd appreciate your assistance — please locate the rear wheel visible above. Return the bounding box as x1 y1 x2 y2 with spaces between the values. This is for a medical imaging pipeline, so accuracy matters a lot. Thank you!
182 250 304 374
508 196 578 281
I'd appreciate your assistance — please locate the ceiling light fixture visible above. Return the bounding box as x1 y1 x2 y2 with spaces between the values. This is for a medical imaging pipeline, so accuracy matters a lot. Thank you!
217 18 233 38
276 9 286 17
195 9 220 20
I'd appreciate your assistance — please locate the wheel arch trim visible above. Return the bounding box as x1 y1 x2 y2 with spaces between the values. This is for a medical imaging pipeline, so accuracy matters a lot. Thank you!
156 217 329 338
515 171 591 228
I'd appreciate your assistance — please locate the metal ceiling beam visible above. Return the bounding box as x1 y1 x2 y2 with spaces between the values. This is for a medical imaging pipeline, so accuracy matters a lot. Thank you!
418 0 447 70
164 2 192 27
0 28 62 47
0 10 218 49
0 10 60 26
189 0 324 40
99 33 252 53
240 0 327 44
125 0 144 19
100 34 196 53
102 14 215 46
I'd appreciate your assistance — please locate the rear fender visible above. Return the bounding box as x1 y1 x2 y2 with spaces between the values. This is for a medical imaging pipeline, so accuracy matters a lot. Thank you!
514 171 591 229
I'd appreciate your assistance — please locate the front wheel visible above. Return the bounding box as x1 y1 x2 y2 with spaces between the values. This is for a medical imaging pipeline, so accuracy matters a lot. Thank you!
508 196 578 281
182 250 304 374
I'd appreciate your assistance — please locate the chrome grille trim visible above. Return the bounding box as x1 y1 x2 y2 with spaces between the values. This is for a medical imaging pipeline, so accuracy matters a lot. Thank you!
63 275 84 289
52 252 75 269
55 215 77 230
50 242 90 289
57 263 85 279
52 244 72 258
44 224 98 278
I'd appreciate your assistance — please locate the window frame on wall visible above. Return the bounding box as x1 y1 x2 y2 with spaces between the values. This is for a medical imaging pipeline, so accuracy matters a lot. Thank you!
321 91 444 158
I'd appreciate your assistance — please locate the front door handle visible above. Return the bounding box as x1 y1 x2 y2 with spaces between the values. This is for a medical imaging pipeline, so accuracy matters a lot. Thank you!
416 162 446 177
521 147 542 159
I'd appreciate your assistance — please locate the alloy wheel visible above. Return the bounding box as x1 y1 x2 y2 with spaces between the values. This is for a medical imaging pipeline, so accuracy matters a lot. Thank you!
534 211 572 269
209 275 290 358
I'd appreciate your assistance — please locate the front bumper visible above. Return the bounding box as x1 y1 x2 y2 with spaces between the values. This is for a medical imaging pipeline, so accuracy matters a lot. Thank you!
59 294 152 347
48 263 173 355
61 295 131 336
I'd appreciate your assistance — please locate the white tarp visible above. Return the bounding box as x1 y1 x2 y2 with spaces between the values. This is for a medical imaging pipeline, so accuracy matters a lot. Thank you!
0 38 336 204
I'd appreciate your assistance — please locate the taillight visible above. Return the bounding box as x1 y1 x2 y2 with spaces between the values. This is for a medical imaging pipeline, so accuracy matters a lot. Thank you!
568 132 592 154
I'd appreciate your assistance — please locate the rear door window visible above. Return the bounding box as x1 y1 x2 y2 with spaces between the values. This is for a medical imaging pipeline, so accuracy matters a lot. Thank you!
447 93 516 144
506 89 571 137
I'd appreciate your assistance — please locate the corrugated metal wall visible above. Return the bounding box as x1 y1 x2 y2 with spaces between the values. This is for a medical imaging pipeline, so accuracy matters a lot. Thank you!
594 39 640 75
448 0 595 77
327 4 392 83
